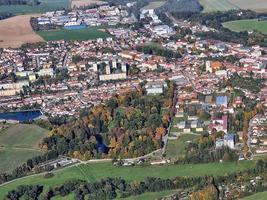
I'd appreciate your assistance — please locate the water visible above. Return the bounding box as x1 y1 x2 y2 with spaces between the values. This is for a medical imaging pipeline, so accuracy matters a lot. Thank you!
0 110 43 122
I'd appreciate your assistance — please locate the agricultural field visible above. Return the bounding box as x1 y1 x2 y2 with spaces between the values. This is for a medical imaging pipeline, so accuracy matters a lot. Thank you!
223 19 267 34
72 0 105 8
166 134 199 159
0 0 71 14
0 160 255 199
0 124 48 173
0 14 44 48
198 0 238 13
243 191 267 200
142 0 166 10
37 27 111 41
229 0 267 13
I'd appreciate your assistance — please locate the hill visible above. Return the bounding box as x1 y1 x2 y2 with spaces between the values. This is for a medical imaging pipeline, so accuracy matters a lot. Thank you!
0 124 48 173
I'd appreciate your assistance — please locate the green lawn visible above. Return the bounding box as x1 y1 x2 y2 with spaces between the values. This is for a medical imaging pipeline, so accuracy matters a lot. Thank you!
223 19 267 34
199 0 238 12
0 161 255 199
37 27 111 41
0 124 48 173
0 0 71 14
166 134 198 158
243 191 267 200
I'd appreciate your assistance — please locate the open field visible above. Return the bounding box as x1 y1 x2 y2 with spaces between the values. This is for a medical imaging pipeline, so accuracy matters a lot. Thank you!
0 124 48 173
223 19 267 34
0 14 44 48
166 134 198 158
229 0 267 13
142 0 166 10
72 0 106 8
0 160 255 199
0 0 71 14
198 0 238 12
243 191 267 200
37 27 111 41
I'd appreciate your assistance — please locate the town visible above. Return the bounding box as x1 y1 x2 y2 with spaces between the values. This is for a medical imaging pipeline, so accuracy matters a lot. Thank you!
0 0 266 200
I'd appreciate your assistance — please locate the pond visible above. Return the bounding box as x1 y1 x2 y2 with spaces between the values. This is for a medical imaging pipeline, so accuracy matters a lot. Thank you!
0 110 43 122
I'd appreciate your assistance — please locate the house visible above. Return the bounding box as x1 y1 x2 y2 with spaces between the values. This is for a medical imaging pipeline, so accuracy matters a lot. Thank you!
208 115 228 134
206 61 223 73
216 96 228 108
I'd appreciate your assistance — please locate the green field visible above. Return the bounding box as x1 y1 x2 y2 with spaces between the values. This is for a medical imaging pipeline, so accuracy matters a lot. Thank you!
0 0 71 14
0 160 255 199
199 0 238 12
0 124 48 173
243 191 267 200
166 134 198 158
223 19 267 34
37 27 111 41
229 0 267 13
142 0 166 10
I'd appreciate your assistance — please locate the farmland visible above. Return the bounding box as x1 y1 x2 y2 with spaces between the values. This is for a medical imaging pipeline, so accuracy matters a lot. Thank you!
72 0 105 8
223 19 267 34
37 27 111 41
142 0 166 10
198 0 238 13
0 124 48 173
0 14 44 48
0 160 255 199
0 0 71 14
229 0 267 13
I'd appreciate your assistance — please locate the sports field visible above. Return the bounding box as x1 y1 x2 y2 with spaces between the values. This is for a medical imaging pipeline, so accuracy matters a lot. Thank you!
0 0 71 14
0 124 48 173
0 160 255 199
229 0 267 13
37 27 111 41
198 0 238 13
223 19 267 34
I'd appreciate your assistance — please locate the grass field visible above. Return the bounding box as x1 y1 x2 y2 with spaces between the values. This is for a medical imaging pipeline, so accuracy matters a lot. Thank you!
142 0 166 10
223 19 267 34
0 124 48 173
198 0 238 12
0 0 71 14
166 134 198 159
72 0 105 8
243 191 267 200
0 160 255 199
229 0 267 13
37 27 111 41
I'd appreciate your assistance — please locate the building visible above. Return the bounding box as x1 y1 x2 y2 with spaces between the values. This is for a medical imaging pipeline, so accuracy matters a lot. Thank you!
145 81 166 95
216 96 228 108
99 73 127 81
224 134 236 149
206 61 223 73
